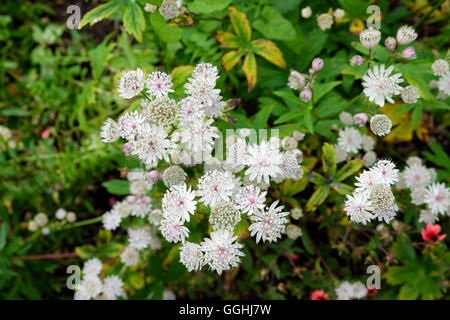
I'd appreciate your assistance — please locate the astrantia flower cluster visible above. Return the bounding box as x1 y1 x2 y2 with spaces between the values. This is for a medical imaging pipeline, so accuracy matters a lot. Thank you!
429 59 450 100
335 281 367 300
344 159 399 224
287 57 324 103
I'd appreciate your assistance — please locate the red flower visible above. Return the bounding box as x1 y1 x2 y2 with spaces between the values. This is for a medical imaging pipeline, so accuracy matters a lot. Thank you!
367 287 377 296
311 289 328 300
41 129 50 138
421 224 447 243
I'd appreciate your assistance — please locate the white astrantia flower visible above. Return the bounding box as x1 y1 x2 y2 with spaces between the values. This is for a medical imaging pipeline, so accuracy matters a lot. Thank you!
82 258 102 276
120 247 140 267
112 199 131 218
184 77 221 106
117 68 145 99
337 127 362 153
370 114 392 136
411 186 426 205
373 204 398 223
100 118 120 143
424 183 450 215
403 163 432 189
175 118 219 156
177 96 205 124
148 209 163 226
339 111 354 125
179 242 205 272
352 282 368 299
335 144 348 163
279 150 303 181
355 170 381 193
145 71 174 98
162 184 197 222
103 275 126 300
129 195 152 218
249 201 289 243
77 275 103 300
197 170 237 207
418 209 439 224
244 140 283 184
438 71 450 95
191 63 219 86
335 281 354 300
359 27 381 49
55 208 67 220
233 185 267 216
406 156 422 167
432 59 449 76
131 123 172 167
159 216 190 243
118 111 145 140
159 0 180 20
362 64 403 106
102 210 121 231
370 159 399 186
316 13 333 30
128 227 152 250
344 191 374 224
401 85 420 104
142 96 180 126
203 93 226 118
363 151 377 168
209 201 241 231
396 25 417 45
201 229 244 275
361 134 375 152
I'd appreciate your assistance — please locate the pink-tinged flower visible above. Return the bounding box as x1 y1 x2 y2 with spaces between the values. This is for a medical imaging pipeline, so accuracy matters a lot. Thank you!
122 142 133 156
41 129 50 138
147 170 160 184
384 37 396 51
311 290 328 300
421 224 446 243
311 58 324 72
300 86 312 102
350 55 363 66
353 113 368 127
367 287 378 296
401 46 416 59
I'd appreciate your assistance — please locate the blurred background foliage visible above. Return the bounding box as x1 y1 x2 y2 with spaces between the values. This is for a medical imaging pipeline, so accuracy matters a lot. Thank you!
0 0 449 299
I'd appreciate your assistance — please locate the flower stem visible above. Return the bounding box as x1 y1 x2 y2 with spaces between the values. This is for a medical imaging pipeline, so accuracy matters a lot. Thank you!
414 0 446 29
58 216 103 231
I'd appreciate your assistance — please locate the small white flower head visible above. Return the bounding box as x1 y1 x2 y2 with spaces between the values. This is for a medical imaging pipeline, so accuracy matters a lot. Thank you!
102 210 121 231
317 13 333 30
337 127 362 153
55 208 67 220
288 70 306 90
292 130 305 141
396 25 418 45
352 282 368 299
401 85 420 104
334 144 348 163
290 207 303 220
373 204 398 223
385 36 397 51
279 150 303 181
403 163 432 189
233 185 267 216
113 200 132 218
35 212 48 226
118 111 145 140
179 242 205 272
344 191 374 224
160 216 190 243
224 137 248 172
363 151 377 168
184 78 221 105
362 64 404 107
360 27 381 49
159 0 180 20
41 227 50 235
244 140 283 184
131 123 172 167
370 184 395 211
201 229 244 275
77 275 103 300
431 59 449 76
428 168 437 183
175 118 219 157
335 281 354 300
83 258 102 276
117 68 145 99
334 8 345 19
355 170 381 193
144 3 157 13
411 186 426 205
28 220 38 232
286 224 302 240
145 71 174 98
301 6 312 19
209 201 241 231
361 134 375 152
197 170 237 207
162 184 197 222
350 55 364 66
142 96 180 126
178 96 205 124
66 211 77 223
339 111 354 125
103 275 126 300
371 159 399 186
120 247 140 267
249 201 289 243
148 208 163 226
406 156 422 167
370 114 392 136
438 71 450 95
162 166 186 188
128 227 152 250
100 118 120 143
192 63 219 85
429 79 439 89
419 209 439 224
424 183 450 215
204 94 226 119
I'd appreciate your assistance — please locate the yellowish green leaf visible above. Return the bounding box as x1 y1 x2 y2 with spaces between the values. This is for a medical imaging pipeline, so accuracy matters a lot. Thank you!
251 39 286 69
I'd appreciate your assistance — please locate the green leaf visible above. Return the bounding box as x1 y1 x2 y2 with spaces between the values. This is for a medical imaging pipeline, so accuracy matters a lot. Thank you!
123 1 146 43
242 52 257 91
75 245 97 259
254 103 274 129
338 0 370 18
330 182 353 195
102 179 130 195
307 170 327 185
1 108 31 117
306 186 330 211
170 65 194 94
150 12 182 43
313 81 342 104
79 0 124 28
90 39 112 81
252 6 296 41
0 220 9 251
322 143 337 177
336 159 364 182
251 39 286 68
228 7 251 43
301 234 314 255
188 0 231 14
221 49 243 71
411 103 423 129
274 110 305 125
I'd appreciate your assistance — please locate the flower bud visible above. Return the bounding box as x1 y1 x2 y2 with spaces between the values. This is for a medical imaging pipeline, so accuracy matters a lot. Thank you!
349 55 363 66
299 86 312 103
311 57 324 72
401 46 416 59
147 170 161 184
385 36 396 51
353 113 368 127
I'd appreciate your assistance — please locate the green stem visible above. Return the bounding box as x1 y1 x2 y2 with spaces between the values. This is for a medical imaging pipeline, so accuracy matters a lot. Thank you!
414 0 445 29
58 216 103 231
